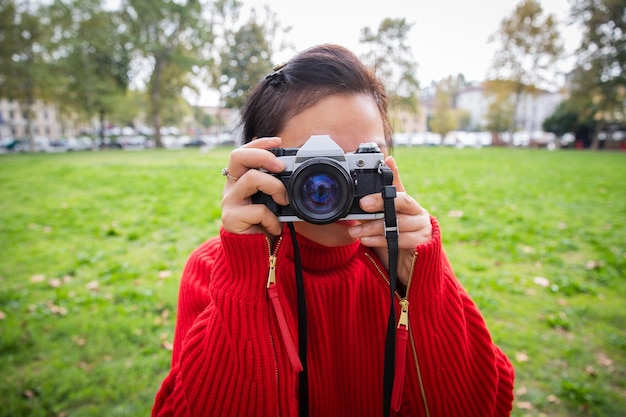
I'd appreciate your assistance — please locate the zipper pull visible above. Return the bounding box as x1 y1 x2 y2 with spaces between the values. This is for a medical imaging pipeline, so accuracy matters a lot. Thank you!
392 298 410 411
266 254 303 373
267 254 277 288
398 299 409 329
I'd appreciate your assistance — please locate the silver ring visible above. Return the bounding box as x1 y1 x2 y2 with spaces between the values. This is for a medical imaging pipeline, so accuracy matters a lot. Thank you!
221 168 239 182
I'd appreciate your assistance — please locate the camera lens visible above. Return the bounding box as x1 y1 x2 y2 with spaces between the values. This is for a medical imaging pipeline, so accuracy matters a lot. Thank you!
302 172 339 210
288 158 353 224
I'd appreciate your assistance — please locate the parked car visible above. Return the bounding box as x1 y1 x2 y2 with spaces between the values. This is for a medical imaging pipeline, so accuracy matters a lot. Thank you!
0 139 28 152
64 136 94 151
118 135 149 150
184 137 208 147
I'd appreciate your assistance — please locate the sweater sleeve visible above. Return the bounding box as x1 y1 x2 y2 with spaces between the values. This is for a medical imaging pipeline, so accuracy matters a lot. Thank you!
152 229 289 417
403 217 515 416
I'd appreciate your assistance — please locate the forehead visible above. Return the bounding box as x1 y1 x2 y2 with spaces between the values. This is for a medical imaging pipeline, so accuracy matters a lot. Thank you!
278 94 386 152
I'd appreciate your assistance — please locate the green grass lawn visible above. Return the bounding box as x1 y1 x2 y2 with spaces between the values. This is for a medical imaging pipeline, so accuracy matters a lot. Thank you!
0 146 624 416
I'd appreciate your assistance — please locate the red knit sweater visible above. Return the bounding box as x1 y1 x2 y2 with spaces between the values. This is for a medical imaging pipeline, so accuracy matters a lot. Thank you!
152 218 514 416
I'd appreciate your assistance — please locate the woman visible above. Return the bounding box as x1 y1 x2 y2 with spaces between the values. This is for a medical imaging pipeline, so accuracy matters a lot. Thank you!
152 44 514 417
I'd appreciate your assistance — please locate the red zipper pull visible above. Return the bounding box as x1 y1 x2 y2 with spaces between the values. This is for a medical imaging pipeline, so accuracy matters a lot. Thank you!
392 299 409 411
267 255 303 373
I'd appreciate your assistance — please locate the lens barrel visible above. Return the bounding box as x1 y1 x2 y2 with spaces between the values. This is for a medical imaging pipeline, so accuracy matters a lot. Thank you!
287 158 354 224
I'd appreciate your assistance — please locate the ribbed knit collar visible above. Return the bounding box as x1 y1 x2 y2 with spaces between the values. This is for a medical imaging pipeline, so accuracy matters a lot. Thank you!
279 224 361 273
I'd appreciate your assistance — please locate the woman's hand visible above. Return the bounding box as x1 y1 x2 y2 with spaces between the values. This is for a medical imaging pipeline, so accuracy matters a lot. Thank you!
349 156 432 287
221 137 288 237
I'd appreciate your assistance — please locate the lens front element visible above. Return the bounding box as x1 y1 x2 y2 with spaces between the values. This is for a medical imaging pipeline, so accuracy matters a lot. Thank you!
288 159 353 224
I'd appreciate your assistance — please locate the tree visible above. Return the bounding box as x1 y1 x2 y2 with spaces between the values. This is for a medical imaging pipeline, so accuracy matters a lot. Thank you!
0 1 52 148
487 0 564 136
360 17 420 127
483 82 516 144
429 82 456 140
46 0 131 144
429 76 470 140
213 3 291 110
121 0 213 147
568 0 626 149
542 100 582 138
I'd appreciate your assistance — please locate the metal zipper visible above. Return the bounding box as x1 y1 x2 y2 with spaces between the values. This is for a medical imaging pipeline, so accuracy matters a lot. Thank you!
364 250 431 416
266 236 283 417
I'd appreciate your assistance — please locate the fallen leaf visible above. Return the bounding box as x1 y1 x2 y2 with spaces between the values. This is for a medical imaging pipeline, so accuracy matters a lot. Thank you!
515 351 530 363
448 210 464 218
516 401 533 410
48 278 62 288
0 310 5 320
533 276 550 287
597 353 613 368
78 361 94 371
48 303 68 316
585 260 604 270
72 335 87 346
30 274 46 283
158 270 172 279
547 394 560 404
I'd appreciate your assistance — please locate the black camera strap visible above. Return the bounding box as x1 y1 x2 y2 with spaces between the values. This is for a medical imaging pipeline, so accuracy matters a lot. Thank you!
288 164 398 417
379 165 399 417
287 222 309 417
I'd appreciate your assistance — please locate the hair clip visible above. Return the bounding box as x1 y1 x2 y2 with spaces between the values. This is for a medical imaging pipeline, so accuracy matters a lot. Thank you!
265 63 287 85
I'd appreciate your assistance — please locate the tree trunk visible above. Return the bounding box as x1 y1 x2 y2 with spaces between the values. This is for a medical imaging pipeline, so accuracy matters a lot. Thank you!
151 56 164 148
24 80 35 152
99 108 106 147
590 121 604 151
508 87 523 146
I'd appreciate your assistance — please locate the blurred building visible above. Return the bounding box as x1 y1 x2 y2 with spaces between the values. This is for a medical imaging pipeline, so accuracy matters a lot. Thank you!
191 105 240 136
454 84 565 133
0 99 64 141
390 104 428 135
0 84 567 147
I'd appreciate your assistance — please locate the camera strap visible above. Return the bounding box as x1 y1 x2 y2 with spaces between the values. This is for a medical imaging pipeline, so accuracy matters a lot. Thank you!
288 164 398 417
287 222 309 417
379 164 399 417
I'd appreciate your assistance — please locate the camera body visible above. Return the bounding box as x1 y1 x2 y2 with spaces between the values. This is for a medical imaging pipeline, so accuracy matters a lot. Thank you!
252 135 389 225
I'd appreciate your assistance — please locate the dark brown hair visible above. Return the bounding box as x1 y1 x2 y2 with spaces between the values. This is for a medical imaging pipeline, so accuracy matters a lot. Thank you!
240 44 392 148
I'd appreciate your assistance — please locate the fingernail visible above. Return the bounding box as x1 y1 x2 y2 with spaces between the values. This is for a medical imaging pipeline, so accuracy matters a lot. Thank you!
349 225 362 237
360 196 376 209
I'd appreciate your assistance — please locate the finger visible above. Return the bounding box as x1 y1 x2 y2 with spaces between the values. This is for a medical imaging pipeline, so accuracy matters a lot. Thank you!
359 191 423 216
222 203 283 236
349 210 428 239
226 137 286 178
242 136 282 149
353 215 432 249
223 169 289 206
385 156 406 193
364 228 432 249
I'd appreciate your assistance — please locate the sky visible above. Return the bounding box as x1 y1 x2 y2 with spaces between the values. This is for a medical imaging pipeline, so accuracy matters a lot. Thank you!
196 0 582 105
248 0 579 81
